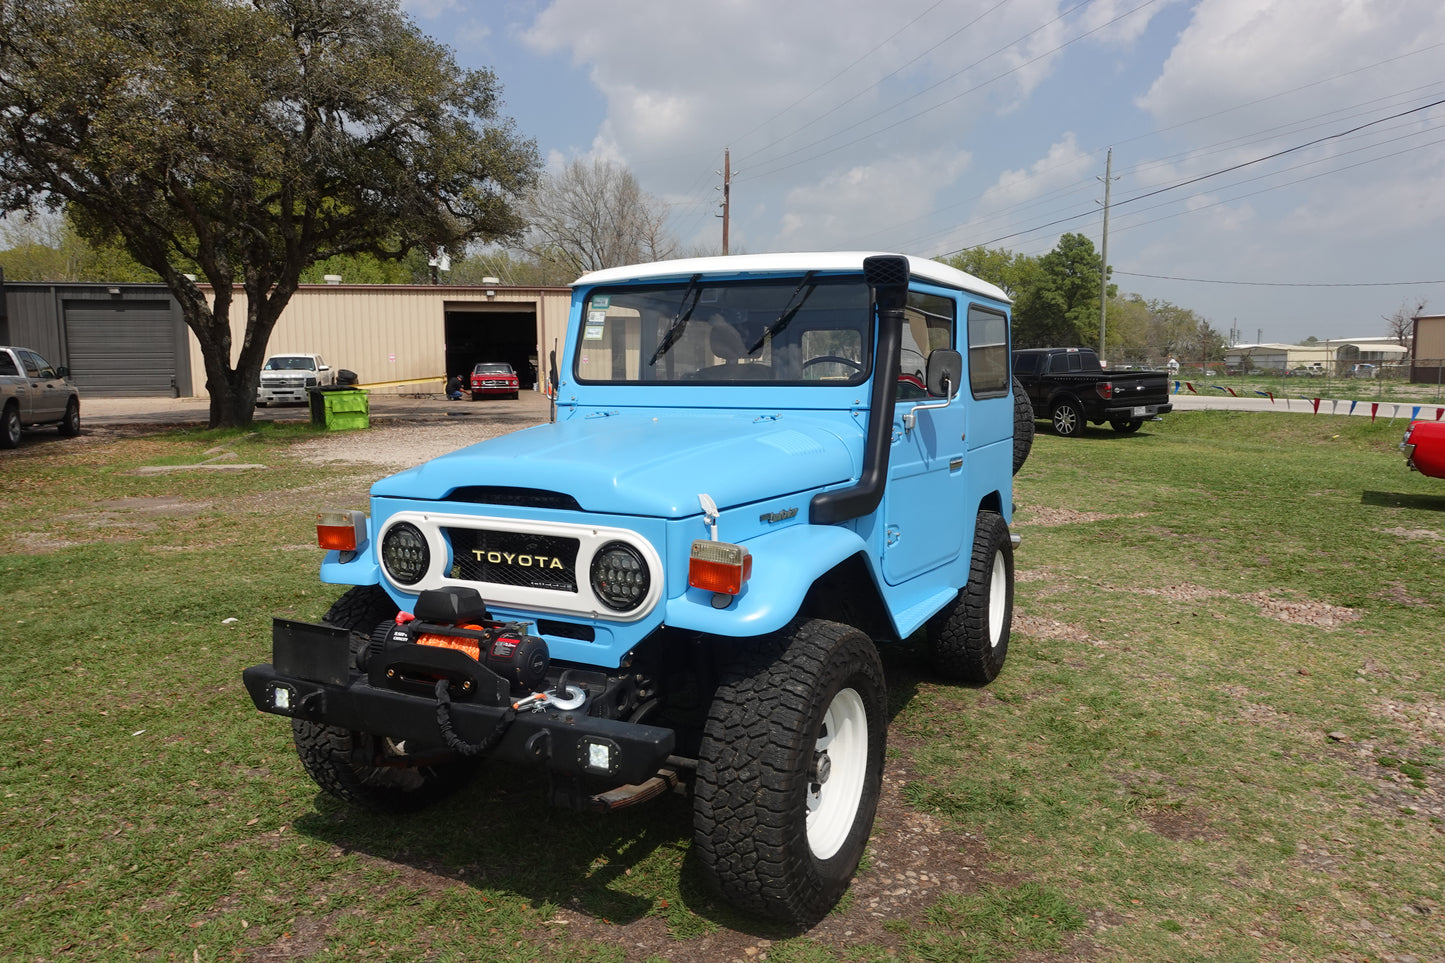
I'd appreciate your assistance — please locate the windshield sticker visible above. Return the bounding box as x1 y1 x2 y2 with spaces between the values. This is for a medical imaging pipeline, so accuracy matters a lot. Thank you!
591 295 610 310
583 323 605 341
587 309 607 324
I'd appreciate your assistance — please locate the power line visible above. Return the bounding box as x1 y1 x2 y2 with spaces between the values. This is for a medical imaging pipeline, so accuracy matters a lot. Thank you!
940 97 1445 254
1115 272 1445 288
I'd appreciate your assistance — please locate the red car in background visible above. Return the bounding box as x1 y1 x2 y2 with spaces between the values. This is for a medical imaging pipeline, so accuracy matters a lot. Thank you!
1401 420 1445 478
469 362 519 400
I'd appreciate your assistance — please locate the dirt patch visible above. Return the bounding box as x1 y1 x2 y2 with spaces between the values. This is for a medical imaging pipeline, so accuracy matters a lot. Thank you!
1023 507 1148 527
543 746 1000 960
1238 593 1361 629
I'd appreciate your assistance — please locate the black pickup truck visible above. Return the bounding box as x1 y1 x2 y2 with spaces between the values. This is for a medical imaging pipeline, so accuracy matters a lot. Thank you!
1012 347 1172 437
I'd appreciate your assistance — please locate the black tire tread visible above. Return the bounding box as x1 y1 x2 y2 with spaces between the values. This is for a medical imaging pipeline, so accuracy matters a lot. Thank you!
694 619 886 925
926 511 1013 684
1012 377 1034 474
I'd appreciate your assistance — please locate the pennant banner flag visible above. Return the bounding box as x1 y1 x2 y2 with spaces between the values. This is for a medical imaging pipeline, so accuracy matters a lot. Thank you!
1311 397 1321 414
1185 382 1197 394
1438 408 1444 421
1254 390 1275 403
1211 385 1227 394
1331 399 1340 415
1348 400 1357 415
1413 406 1422 420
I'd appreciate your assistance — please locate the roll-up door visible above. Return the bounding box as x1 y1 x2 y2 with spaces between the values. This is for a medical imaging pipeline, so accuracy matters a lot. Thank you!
64 300 178 395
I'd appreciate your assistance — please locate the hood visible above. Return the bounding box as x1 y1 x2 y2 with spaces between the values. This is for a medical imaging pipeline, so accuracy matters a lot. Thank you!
371 410 859 518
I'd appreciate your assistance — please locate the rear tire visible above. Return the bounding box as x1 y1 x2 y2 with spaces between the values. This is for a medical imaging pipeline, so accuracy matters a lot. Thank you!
926 511 1013 684
1012 377 1034 474
59 398 81 437
1 403 20 449
291 585 479 812
1051 398 1084 437
694 619 887 926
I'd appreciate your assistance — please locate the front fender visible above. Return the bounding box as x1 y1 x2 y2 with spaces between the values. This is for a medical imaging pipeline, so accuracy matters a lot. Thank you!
319 550 381 586
664 524 868 637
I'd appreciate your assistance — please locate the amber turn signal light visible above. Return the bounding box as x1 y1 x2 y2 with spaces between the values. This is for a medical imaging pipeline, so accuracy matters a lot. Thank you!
688 540 753 595
317 510 367 551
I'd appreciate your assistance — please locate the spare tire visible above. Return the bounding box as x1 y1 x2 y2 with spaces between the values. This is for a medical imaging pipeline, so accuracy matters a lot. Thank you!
1012 377 1034 475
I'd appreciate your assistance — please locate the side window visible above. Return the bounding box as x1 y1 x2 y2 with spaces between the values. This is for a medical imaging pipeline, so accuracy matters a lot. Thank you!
898 291 954 399
967 305 1009 399
1012 352 1038 375
0 352 18 377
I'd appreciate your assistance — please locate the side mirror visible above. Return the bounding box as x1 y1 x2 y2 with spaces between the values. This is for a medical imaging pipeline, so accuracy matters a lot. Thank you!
56 366 70 379
926 349 962 398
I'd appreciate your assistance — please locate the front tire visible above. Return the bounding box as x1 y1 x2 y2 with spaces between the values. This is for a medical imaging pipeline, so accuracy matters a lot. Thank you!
59 398 80 437
1051 398 1085 437
694 619 887 926
926 511 1013 684
291 585 479 812
1 403 20 449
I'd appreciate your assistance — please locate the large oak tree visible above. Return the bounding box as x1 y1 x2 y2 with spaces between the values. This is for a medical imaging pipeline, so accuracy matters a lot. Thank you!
0 0 539 426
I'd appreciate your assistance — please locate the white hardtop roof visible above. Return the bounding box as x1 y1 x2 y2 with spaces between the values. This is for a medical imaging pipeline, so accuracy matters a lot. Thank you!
574 252 1011 304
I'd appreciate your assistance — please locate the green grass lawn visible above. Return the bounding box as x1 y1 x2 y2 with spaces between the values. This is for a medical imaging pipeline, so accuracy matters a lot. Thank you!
1 412 1442 961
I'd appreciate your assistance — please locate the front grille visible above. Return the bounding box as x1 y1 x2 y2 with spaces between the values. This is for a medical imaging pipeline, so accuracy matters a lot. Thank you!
266 377 306 388
445 528 579 592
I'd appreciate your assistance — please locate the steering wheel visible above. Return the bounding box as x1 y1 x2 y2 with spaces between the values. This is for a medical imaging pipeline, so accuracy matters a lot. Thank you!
802 355 865 373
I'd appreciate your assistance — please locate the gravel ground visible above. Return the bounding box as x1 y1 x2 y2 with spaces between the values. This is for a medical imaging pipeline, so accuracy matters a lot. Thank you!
286 415 548 470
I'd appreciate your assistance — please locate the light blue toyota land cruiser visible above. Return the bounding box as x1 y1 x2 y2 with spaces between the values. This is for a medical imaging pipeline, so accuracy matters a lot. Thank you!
244 252 1024 924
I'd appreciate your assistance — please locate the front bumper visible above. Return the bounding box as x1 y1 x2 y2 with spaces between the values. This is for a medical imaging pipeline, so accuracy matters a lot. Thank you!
242 618 674 785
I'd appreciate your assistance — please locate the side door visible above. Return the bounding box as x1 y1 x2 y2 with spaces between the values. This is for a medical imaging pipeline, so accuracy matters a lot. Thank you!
17 349 65 424
0 350 29 420
880 289 966 585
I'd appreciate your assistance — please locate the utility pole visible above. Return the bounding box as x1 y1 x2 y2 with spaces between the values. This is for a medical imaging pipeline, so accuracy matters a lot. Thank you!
716 148 732 255
1097 147 1114 362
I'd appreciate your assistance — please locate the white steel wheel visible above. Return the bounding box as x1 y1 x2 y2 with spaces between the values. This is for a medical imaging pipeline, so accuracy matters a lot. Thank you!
987 548 1008 647
807 686 869 860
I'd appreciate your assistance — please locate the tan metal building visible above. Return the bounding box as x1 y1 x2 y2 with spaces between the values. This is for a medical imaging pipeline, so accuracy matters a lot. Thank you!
195 282 574 397
0 277 573 397
1412 315 1445 384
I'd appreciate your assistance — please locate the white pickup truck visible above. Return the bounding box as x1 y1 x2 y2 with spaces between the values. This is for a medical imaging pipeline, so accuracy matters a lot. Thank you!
256 353 334 406
1 345 81 448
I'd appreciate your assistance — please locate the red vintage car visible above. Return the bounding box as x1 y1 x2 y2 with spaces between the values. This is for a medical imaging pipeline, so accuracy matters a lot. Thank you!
1401 420 1445 478
469 362 519 400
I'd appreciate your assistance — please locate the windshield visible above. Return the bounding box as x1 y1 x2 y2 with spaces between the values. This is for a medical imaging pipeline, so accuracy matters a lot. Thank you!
473 364 514 375
574 276 871 386
264 357 316 371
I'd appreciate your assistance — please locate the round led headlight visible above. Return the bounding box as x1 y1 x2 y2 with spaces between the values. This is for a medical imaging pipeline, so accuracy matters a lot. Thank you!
380 522 429 585
590 541 650 612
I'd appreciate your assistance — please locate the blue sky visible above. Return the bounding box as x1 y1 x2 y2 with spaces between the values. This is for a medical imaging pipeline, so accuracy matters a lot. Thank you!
404 0 1445 345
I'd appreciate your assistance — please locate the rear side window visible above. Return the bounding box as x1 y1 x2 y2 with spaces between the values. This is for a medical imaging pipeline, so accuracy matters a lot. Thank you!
967 306 1009 399
0 353 18 377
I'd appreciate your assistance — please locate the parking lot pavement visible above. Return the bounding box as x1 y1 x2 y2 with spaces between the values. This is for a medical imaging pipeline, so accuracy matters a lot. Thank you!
81 389 553 426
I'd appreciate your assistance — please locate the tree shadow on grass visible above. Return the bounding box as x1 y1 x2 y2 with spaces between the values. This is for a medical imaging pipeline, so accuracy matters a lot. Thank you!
288 660 929 941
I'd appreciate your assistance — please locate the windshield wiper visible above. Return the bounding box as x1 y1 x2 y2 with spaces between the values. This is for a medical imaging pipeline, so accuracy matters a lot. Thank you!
748 271 817 354
648 274 704 366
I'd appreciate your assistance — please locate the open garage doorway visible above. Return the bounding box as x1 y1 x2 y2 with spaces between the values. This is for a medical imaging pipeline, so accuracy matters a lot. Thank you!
445 305 539 392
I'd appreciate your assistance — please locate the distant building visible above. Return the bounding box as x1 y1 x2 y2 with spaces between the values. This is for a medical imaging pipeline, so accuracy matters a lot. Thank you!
1224 338 1407 376
1412 315 1445 384
0 278 571 397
